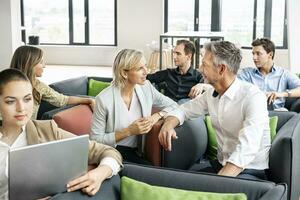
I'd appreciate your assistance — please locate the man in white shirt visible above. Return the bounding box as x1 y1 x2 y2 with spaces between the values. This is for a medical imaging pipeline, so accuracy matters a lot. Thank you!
159 41 271 180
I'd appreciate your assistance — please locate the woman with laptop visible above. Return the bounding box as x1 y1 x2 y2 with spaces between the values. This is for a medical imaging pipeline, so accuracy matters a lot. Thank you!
90 49 177 164
9 45 95 119
0 69 122 199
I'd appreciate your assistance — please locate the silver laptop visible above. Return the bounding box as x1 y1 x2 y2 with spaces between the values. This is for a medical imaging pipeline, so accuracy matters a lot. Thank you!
9 135 89 200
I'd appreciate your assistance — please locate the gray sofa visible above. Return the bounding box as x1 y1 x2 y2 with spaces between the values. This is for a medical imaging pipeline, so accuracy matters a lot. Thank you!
150 111 299 200
51 163 287 200
37 76 112 119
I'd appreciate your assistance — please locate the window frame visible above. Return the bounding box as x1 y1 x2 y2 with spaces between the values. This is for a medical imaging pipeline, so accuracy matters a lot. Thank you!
164 0 288 49
20 0 117 46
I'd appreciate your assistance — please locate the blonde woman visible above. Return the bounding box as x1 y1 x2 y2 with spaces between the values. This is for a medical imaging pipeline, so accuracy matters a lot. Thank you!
0 68 122 199
10 45 95 119
90 49 177 164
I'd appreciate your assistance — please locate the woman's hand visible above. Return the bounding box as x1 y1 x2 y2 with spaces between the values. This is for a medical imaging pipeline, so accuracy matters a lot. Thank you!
88 98 96 111
127 118 153 135
67 165 112 196
146 112 163 126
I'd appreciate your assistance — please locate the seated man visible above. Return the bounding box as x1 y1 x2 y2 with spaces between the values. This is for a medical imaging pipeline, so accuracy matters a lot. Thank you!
159 41 270 180
147 40 203 104
238 38 300 110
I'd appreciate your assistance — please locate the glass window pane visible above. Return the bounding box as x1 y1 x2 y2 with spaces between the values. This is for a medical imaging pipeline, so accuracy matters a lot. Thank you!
198 0 211 31
73 0 85 43
168 0 194 32
24 0 69 44
256 0 265 39
222 0 254 47
271 0 285 46
89 0 115 45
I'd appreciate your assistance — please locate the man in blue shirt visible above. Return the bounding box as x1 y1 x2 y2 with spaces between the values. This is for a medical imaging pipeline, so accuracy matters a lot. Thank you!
238 38 300 109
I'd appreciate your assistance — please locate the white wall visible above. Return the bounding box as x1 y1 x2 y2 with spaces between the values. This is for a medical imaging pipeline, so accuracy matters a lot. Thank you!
40 0 163 66
241 49 289 69
0 0 21 71
287 0 300 73
0 0 295 70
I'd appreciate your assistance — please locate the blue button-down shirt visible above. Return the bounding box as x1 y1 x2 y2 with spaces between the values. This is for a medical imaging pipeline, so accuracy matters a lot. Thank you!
238 65 300 109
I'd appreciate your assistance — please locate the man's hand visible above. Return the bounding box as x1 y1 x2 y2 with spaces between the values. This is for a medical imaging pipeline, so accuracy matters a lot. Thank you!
188 83 212 99
266 91 286 105
67 165 112 196
158 127 177 151
218 162 243 177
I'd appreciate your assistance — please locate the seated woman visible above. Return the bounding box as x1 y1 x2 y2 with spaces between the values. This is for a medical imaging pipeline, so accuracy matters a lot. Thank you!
9 45 95 119
0 69 122 200
90 49 177 165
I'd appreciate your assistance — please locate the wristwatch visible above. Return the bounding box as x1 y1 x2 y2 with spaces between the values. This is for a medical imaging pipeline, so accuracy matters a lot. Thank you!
286 89 292 97
158 111 165 119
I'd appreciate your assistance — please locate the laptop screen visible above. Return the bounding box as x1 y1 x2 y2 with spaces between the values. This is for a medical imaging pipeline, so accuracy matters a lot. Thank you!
9 135 89 200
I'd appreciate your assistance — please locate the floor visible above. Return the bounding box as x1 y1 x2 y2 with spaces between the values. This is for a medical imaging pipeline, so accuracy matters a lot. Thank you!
39 65 113 84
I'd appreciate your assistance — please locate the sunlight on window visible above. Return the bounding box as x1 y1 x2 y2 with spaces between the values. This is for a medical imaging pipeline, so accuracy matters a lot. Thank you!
24 0 69 44
256 0 265 39
168 0 194 32
198 0 212 32
222 0 255 47
73 0 85 43
271 0 285 46
89 0 115 45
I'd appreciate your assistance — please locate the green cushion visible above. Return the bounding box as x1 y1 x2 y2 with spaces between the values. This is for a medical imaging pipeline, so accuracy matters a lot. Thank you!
121 176 247 200
204 116 278 160
88 79 110 97
269 116 278 142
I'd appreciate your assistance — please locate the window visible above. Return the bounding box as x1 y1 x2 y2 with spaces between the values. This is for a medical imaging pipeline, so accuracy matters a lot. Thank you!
21 0 116 46
165 0 288 48
222 0 254 47
271 0 286 46
167 0 194 32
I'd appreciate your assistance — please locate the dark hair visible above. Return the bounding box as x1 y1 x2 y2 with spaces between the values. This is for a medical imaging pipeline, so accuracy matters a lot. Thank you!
10 45 43 102
0 68 30 95
176 40 195 59
251 38 275 59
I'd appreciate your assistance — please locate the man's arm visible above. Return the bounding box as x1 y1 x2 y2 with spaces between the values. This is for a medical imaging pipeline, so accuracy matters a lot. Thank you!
218 162 243 177
147 70 167 84
188 83 212 99
158 116 180 151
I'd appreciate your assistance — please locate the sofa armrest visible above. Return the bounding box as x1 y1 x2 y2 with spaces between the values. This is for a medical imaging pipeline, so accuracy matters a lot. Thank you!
121 163 287 200
284 97 300 112
145 120 163 166
163 116 207 170
268 113 300 200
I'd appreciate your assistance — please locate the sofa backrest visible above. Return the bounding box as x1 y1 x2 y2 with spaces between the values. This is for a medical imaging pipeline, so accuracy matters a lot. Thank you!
50 76 89 96
268 111 297 131
121 163 287 200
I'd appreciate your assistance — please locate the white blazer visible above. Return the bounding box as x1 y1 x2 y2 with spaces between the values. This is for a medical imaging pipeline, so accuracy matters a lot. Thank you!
90 80 177 152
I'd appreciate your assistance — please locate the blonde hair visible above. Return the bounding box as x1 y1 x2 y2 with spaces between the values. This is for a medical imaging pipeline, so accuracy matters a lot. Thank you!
10 45 43 103
112 49 144 88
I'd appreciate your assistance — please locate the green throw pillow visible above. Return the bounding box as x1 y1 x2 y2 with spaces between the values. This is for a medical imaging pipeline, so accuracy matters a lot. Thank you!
121 176 247 200
88 79 110 97
204 116 278 160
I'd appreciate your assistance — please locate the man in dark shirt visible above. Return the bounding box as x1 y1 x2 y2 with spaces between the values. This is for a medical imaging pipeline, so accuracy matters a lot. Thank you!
147 40 203 104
